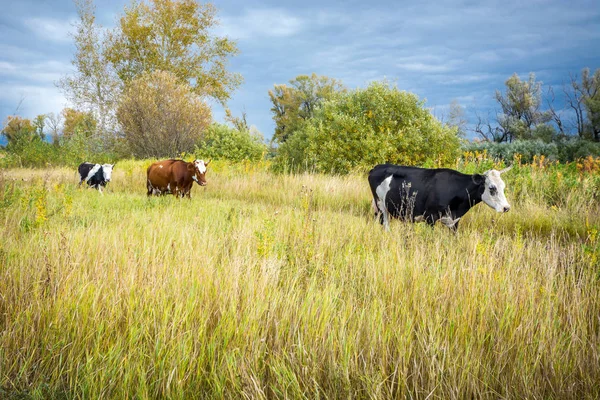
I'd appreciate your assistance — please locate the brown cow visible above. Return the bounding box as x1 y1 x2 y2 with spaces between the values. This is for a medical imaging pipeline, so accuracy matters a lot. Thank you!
147 159 210 198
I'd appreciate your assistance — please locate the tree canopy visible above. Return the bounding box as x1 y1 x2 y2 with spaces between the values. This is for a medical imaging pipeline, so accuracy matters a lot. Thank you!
105 0 241 103
269 74 346 144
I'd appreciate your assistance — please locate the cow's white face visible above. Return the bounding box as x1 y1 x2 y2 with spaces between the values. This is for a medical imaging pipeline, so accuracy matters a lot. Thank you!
481 169 510 213
192 159 210 186
102 164 114 182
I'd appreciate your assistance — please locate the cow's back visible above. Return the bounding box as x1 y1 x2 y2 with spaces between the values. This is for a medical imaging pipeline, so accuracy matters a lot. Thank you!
147 160 175 190
78 162 94 178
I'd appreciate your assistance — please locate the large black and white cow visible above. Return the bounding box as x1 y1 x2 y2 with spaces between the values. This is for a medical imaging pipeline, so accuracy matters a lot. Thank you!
78 162 115 193
368 164 512 231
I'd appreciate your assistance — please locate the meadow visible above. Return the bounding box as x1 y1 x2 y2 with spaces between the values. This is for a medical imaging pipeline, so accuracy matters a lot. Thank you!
1 157 599 399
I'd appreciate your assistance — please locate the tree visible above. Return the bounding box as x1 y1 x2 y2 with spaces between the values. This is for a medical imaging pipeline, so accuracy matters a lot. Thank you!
275 81 460 174
579 68 600 141
269 73 346 144
105 0 241 103
493 73 551 142
57 0 120 140
117 70 211 158
1 115 42 145
446 99 467 137
45 112 63 144
62 108 97 139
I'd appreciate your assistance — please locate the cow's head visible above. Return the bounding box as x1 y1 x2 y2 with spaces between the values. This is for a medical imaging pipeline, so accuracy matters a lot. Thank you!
102 164 115 182
476 165 511 213
189 159 210 186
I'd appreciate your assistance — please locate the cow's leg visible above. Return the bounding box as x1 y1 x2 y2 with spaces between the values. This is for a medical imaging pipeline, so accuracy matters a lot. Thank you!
440 216 461 231
375 176 393 231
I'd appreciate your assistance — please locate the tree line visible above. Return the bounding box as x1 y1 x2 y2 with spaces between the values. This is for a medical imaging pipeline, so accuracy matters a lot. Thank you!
1 0 599 171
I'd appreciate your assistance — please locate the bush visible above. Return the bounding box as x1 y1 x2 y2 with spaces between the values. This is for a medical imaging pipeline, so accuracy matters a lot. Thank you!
463 139 600 163
117 70 211 158
273 81 461 174
0 131 115 169
195 123 267 162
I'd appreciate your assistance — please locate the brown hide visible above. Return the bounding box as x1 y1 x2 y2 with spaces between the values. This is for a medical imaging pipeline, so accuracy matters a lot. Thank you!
146 159 208 198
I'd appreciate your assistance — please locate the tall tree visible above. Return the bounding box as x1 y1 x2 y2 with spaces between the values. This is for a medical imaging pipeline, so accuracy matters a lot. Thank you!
57 0 120 140
105 0 241 103
269 74 346 144
494 73 551 142
579 68 600 141
62 108 97 139
446 99 467 137
45 112 63 144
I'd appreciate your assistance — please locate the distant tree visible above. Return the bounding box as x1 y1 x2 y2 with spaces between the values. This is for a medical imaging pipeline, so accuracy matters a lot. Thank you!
578 68 600 141
57 0 120 140
494 73 551 142
544 86 567 136
45 112 63 144
33 115 46 139
105 0 241 103
269 73 346 144
225 109 249 132
1 115 41 146
62 108 97 139
117 70 211 158
446 99 467 137
474 73 552 143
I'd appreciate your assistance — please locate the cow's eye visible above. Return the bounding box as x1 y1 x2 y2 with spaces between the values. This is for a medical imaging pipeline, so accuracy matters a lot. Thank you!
489 185 497 196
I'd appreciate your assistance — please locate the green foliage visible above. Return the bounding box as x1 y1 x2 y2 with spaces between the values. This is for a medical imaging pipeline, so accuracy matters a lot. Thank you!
463 139 600 163
580 68 600 141
274 81 461 174
493 73 551 142
62 108 97 139
1 115 43 147
0 130 114 169
195 123 267 162
269 74 346 144
105 0 241 103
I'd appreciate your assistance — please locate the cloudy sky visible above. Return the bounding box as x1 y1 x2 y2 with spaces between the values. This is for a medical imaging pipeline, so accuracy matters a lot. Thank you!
1 0 599 142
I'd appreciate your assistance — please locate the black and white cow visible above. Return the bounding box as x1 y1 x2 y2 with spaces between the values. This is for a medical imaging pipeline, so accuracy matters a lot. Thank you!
368 164 512 231
78 162 115 193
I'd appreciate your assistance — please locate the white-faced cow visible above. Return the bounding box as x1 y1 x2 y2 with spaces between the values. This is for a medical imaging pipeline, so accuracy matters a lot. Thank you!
368 164 512 231
78 162 115 193
147 159 210 198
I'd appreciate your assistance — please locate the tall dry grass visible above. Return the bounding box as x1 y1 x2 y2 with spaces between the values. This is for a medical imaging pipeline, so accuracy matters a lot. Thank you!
0 159 599 399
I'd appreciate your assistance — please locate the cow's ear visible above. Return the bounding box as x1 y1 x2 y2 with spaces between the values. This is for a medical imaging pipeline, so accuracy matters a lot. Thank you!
472 174 485 185
205 160 211 167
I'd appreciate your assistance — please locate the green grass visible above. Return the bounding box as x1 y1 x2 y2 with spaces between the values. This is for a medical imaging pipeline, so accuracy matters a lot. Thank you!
0 160 599 399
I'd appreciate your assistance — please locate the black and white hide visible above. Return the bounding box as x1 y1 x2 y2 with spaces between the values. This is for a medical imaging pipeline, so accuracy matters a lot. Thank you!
368 164 512 231
78 162 115 193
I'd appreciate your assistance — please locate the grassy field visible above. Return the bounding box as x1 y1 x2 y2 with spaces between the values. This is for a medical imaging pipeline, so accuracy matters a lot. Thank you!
1 158 599 399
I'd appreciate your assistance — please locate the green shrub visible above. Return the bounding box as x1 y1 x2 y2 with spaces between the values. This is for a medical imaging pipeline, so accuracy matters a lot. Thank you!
0 131 115 169
273 81 461 174
195 123 267 162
